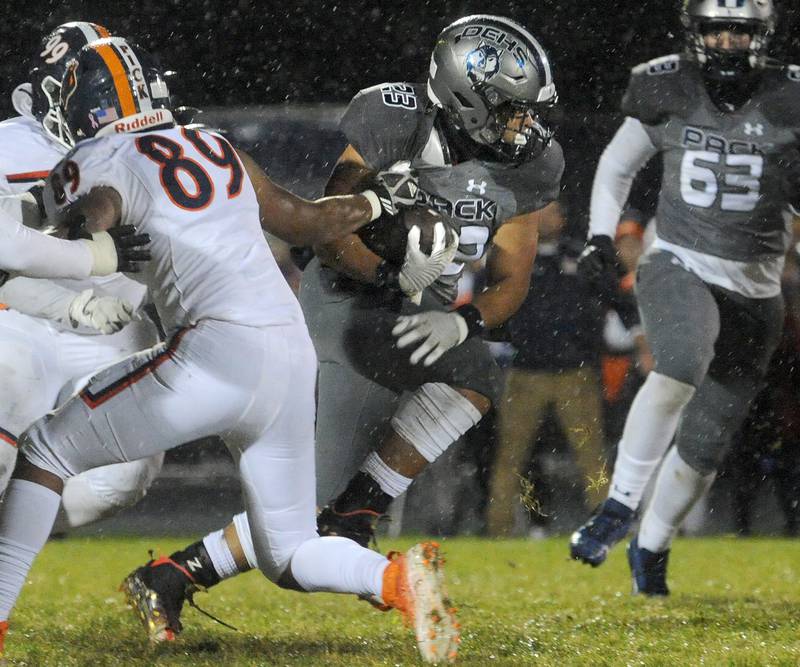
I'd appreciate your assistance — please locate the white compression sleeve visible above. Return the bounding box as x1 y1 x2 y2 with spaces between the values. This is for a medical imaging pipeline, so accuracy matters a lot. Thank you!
0 209 93 280
638 447 716 553
609 372 696 511
588 117 658 239
0 277 79 324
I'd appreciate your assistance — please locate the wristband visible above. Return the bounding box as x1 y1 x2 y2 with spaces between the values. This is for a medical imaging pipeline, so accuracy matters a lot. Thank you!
360 190 383 222
374 260 401 291
455 303 486 338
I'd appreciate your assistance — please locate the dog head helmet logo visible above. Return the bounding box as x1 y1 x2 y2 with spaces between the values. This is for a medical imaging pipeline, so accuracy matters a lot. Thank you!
465 42 501 84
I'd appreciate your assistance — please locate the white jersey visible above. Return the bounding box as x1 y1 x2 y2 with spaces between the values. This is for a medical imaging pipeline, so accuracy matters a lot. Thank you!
49 126 302 333
0 115 148 327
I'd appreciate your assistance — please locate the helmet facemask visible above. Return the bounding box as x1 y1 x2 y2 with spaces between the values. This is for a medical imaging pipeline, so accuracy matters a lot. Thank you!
688 19 764 80
477 97 560 162
31 70 74 148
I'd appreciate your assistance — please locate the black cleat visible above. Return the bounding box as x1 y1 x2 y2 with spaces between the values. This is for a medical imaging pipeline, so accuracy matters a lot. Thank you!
121 556 197 642
570 498 636 567
317 505 383 548
627 535 670 596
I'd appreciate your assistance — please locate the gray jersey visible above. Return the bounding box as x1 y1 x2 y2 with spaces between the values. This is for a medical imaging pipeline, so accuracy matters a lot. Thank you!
623 54 800 261
340 82 564 302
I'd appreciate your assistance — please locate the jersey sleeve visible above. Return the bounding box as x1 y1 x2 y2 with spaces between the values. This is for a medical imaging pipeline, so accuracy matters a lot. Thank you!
0 207 92 279
504 139 565 215
339 83 422 170
44 137 131 225
0 276 78 324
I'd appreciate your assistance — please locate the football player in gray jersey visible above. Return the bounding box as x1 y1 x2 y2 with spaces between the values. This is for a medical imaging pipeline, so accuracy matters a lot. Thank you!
117 15 563 638
309 14 563 546
570 0 797 595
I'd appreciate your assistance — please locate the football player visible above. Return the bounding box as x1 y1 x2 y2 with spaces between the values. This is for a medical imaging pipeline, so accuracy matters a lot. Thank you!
0 37 458 663
570 0 797 595
0 21 164 528
120 14 563 638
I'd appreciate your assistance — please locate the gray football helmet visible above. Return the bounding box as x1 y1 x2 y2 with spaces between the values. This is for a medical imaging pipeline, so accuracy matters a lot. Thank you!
682 0 775 80
427 15 558 162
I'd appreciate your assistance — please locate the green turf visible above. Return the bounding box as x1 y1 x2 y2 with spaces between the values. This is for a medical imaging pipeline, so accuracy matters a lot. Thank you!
6 536 800 665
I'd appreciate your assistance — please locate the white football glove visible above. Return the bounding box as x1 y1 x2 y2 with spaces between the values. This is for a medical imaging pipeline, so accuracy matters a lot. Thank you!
393 310 469 366
397 222 459 297
68 289 136 334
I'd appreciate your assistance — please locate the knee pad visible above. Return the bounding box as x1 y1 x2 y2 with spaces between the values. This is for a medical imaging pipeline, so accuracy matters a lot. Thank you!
645 372 697 411
391 383 483 463
60 454 164 528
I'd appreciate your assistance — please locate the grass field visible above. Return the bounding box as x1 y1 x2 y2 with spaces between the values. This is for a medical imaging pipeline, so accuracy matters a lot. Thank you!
6 535 800 666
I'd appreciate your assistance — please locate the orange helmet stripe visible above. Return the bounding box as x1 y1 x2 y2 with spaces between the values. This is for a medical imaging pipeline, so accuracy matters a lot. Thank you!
92 24 111 38
93 43 137 117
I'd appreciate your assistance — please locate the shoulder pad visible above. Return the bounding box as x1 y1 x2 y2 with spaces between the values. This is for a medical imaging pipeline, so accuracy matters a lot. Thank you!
635 54 681 77
340 82 426 169
754 63 800 129
623 54 691 125
500 139 564 215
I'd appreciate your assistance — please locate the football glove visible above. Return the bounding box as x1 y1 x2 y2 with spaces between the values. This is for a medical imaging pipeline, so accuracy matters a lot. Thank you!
83 225 151 275
361 167 419 220
397 222 459 297
577 234 619 284
68 289 136 334
393 310 468 366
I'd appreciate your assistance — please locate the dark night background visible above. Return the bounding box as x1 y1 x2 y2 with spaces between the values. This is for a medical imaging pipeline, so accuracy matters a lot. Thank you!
2 1 800 227
3 1 799 111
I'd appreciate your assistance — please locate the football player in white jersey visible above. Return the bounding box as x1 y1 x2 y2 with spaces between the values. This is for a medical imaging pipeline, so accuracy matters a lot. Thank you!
0 37 459 664
0 21 165 529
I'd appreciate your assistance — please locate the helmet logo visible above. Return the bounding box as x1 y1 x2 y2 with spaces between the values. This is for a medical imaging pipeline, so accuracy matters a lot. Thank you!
466 43 501 84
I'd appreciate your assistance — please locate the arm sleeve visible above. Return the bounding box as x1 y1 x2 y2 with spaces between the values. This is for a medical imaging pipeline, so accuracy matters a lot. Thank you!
588 117 658 238
0 208 92 279
0 277 79 323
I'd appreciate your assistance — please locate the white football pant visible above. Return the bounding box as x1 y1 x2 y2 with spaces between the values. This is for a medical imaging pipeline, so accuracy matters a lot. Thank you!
0 309 163 525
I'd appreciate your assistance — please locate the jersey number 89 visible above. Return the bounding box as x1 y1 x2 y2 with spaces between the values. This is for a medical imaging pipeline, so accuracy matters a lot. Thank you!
135 128 243 211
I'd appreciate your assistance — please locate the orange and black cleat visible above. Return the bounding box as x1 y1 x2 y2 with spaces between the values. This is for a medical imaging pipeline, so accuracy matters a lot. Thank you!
121 555 198 642
381 542 460 664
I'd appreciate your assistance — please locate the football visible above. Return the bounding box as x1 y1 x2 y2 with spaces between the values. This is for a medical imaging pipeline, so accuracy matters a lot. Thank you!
357 205 449 266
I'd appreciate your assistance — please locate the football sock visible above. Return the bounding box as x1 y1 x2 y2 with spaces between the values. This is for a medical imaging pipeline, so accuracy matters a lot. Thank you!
609 372 695 511
201 529 242 582
638 448 715 553
360 451 413 498
168 540 222 588
0 479 61 620
289 535 388 596
332 470 393 514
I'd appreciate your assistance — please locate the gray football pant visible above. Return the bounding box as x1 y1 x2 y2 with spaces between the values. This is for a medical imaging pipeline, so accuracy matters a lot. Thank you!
299 258 502 504
635 250 784 474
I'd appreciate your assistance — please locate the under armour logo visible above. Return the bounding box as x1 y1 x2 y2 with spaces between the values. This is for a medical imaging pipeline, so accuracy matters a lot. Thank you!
466 179 487 195
744 122 764 136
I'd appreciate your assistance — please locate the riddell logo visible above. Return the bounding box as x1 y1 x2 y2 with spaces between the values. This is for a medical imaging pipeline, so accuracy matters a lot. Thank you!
113 110 168 134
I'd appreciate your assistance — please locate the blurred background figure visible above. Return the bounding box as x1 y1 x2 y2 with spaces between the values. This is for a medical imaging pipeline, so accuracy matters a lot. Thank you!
601 210 653 446
486 201 608 537
722 243 800 537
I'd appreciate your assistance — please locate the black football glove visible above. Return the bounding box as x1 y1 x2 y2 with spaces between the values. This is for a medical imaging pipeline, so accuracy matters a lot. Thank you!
577 234 620 284
368 169 419 217
108 225 151 273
